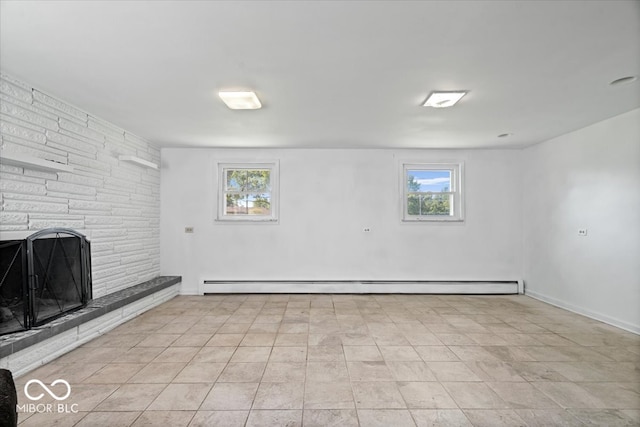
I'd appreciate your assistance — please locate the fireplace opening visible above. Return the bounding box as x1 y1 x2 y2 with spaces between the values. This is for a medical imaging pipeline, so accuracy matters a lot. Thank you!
0 240 27 335
0 228 92 336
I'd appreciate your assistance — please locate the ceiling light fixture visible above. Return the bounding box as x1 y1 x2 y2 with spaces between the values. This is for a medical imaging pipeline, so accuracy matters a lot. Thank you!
609 76 637 86
218 91 262 109
422 91 468 108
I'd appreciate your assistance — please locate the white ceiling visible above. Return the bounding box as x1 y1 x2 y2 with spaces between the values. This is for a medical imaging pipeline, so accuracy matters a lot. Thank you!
1 1 639 149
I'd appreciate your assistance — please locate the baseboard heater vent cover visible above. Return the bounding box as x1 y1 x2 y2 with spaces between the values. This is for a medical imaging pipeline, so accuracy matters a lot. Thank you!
201 280 520 295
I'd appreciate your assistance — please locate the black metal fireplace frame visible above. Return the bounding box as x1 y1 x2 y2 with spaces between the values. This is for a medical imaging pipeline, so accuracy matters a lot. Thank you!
0 228 92 335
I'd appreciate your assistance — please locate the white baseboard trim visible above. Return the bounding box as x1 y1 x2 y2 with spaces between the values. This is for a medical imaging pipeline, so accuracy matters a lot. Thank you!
3 284 180 378
525 289 640 335
201 281 519 295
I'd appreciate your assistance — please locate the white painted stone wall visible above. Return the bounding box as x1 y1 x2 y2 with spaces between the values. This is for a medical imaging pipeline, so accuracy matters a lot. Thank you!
0 73 160 298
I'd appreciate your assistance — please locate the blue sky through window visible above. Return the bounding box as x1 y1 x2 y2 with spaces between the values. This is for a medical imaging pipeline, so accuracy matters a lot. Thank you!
409 170 451 192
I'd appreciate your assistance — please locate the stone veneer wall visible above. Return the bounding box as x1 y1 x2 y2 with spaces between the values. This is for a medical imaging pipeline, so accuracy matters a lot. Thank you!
0 73 160 298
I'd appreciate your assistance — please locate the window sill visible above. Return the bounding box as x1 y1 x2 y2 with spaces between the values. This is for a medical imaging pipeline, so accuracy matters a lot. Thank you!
216 217 279 223
402 218 465 223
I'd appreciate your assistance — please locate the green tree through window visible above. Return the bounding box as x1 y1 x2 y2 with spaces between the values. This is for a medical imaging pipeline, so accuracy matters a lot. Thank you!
406 168 455 217
225 169 271 215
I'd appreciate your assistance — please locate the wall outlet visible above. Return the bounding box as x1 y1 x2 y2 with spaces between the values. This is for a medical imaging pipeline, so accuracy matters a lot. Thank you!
363 227 372 233
185 227 194 233
578 228 588 236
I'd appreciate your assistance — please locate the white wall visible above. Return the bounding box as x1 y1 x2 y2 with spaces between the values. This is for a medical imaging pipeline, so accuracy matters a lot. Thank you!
0 73 160 298
522 109 640 333
161 148 522 294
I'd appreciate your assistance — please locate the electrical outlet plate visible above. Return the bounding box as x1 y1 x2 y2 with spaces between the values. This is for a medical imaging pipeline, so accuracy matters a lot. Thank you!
185 227 194 233
578 229 588 236
363 227 371 233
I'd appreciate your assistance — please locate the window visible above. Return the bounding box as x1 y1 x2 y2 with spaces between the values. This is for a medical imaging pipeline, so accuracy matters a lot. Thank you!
402 163 463 221
217 162 279 222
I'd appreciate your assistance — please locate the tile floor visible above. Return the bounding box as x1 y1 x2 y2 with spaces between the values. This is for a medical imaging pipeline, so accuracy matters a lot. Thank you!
14 294 640 426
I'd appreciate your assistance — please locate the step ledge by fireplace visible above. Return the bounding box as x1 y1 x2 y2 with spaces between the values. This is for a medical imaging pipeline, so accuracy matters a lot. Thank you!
0 276 181 360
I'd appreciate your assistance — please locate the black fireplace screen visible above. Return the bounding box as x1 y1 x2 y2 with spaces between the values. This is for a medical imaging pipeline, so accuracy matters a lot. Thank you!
0 228 92 335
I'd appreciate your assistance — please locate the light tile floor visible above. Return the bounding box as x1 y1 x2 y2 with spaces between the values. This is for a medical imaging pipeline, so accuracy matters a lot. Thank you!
15 294 640 426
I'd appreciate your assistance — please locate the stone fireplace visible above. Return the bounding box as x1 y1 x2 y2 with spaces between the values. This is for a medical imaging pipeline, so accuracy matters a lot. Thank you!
0 228 92 336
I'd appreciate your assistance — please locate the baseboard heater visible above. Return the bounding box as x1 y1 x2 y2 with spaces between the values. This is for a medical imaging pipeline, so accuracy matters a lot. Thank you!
201 280 521 295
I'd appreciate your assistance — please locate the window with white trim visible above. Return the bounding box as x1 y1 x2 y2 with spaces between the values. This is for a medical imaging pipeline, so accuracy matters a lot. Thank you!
402 163 463 221
217 162 279 222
